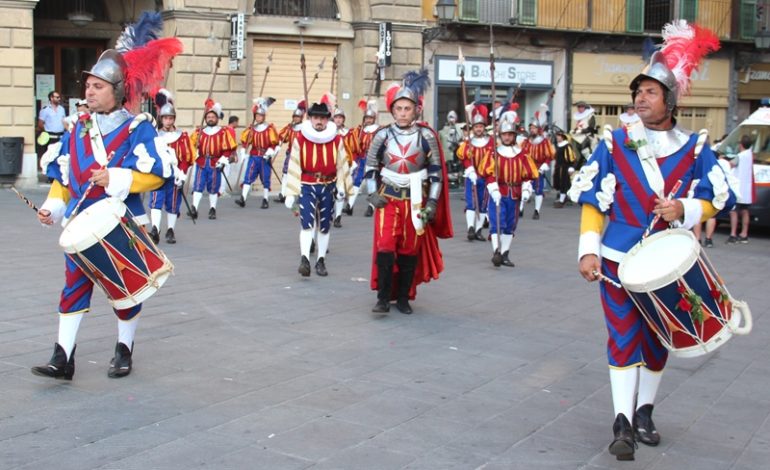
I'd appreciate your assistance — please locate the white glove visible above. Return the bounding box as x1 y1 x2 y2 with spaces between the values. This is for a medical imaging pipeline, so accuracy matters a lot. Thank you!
264 147 275 159
522 181 533 202
567 167 576 175
539 162 550 173
174 169 186 187
487 182 501 205
463 166 478 185
216 156 229 169
284 195 296 210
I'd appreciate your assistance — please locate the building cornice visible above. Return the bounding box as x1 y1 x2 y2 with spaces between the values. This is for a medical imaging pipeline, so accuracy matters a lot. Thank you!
0 0 38 9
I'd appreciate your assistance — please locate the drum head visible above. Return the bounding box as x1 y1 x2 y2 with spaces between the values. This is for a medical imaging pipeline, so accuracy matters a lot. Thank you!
59 197 127 253
619 229 700 292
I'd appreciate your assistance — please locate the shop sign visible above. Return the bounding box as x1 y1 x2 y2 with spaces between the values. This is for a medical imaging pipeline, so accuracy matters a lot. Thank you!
436 57 552 87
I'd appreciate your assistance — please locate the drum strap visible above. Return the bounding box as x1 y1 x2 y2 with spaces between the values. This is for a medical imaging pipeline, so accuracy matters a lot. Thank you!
89 117 110 167
627 121 664 198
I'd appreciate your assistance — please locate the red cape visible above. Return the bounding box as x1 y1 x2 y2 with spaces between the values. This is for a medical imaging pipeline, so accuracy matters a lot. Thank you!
370 123 454 300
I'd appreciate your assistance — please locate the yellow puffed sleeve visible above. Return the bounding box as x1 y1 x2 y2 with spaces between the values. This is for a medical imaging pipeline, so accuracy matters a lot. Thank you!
130 172 164 193
699 200 719 223
580 204 605 235
47 179 71 203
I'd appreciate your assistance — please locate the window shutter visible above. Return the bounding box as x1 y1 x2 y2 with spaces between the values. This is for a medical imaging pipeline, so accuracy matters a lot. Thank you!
626 0 644 33
680 0 697 21
740 0 758 39
459 0 480 22
518 0 537 26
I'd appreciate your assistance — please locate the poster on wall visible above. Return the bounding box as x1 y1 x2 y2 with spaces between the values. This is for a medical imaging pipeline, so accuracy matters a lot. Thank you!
35 74 55 101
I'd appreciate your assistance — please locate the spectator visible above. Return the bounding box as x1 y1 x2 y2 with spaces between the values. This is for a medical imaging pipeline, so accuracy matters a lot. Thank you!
727 135 754 244
36 90 67 156
693 152 740 247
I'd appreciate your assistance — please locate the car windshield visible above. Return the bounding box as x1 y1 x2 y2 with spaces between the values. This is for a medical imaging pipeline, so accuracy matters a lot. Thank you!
719 125 770 164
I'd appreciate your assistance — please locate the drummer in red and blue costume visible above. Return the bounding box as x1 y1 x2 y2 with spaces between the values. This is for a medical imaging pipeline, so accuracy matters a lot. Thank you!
235 97 280 209
569 20 734 461
32 14 180 381
190 99 238 220
148 89 194 244
456 103 494 241
283 97 350 277
483 111 539 267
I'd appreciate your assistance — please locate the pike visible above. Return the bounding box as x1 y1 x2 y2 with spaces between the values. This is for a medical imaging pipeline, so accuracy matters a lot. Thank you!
306 57 326 96
257 49 274 97
299 30 310 107
489 24 502 247
200 57 222 128
330 54 338 95
458 46 480 225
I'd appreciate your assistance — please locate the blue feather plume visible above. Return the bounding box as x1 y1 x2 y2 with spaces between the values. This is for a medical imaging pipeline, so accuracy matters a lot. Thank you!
641 37 657 62
402 69 431 98
116 11 163 52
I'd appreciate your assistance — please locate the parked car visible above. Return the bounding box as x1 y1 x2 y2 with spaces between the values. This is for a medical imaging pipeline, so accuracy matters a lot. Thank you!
716 105 770 228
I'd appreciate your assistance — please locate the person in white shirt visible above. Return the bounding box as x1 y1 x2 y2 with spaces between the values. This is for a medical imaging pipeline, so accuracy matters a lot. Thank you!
37 90 67 155
727 135 754 244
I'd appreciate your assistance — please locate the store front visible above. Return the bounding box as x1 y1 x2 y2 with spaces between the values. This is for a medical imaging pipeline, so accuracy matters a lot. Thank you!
432 56 554 129
572 52 730 137
737 62 770 121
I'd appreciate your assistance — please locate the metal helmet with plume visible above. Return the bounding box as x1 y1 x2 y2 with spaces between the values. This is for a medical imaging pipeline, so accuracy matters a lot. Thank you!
499 111 518 134
333 107 345 118
533 103 549 128
293 99 307 117
320 92 336 115
154 88 175 117
466 102 488 126
84 11 183 112
204 98 223 120
630 20 720 111
385 69 431 110
358 98 378 118
252 97 276 116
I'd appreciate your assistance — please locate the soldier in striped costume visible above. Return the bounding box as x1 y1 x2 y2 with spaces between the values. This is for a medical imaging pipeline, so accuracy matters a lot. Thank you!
456 103 494 241
276 101 306 203
332 107 359 228
236 97 280 209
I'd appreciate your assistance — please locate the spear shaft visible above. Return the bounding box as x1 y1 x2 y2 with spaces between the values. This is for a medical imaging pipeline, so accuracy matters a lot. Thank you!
458 47 479 224
489 24 502 246
257 49 274 97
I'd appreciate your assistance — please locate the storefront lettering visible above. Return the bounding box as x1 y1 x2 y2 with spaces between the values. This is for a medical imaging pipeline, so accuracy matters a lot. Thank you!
441 58 551 86
740 67 770 83
463 65 539 83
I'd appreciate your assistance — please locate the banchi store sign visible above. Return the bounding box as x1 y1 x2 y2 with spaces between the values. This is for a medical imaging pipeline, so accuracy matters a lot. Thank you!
436 56 552 87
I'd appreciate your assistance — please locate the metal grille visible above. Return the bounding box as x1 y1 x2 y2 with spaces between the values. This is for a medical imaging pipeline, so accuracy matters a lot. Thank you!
459 0 480 21
479 0 513 24
644 0 672 32
253 0 340 20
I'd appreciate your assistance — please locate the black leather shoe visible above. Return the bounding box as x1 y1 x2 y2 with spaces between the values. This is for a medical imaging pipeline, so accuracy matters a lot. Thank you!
235 196 245 207
501 251 515 267
188 206 198 220
342 204 353 216
108 342 133 378
208 208 216 219
396 299 413 314
364 205 374 217
467 227 476 241
609 413 636 461
634 404 660 446
491 250 503 267
149 226 160 244
315 257 328 276
372 300 390 313
31 343 75 380
475 229 485 241
333 215 342 228
519 210 523 217
483 218 489 229
274 194 286 203
165 228 176 244
533 210 540 220
261 199 269 209
298 255 311 277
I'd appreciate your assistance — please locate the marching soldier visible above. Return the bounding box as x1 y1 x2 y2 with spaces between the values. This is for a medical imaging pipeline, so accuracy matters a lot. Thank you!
236 97 280 209
456 103 494 241
570 100 597 167
525 108 555 220
345 100 379 217
276 101 305 203
332 107 359 228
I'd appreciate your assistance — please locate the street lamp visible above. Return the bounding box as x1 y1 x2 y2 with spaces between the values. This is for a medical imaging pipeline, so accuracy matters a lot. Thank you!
423 0 456 44
755 28 770 49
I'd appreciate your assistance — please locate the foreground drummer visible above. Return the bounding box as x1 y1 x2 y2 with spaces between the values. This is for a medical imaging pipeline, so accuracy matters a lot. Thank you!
568 21 733 460
33 40 175 380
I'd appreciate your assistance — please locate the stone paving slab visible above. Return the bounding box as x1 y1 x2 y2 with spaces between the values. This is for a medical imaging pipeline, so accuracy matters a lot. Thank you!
0 186 768 469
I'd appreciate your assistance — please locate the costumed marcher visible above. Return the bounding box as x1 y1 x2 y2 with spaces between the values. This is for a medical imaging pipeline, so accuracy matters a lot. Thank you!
483 112 539 267
345 99 379 217
569 21 733 461
439 110 465 188
366 69 453 314
64 99 89 133
31 12 180 380
276 101 306 203
570 100 597 166
148 89 194 244
524 104 555 220
456 102 495 241
332 106 359 228
618 103 641 128
236 97 280 209
190 99 238 220
552 128 577 208
283 95 350 277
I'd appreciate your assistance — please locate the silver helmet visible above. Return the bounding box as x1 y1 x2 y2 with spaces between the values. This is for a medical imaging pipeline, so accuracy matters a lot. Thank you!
83 49 127 105
159 103 176 117
333 107 345 118
499 117 517 134
447 110 458 122
630 51 678 111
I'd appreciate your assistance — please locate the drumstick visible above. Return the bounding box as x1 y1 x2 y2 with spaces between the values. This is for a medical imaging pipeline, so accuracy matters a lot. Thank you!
643 179 683 239
592 270 622 289
9 186 40 213
64 151 115 227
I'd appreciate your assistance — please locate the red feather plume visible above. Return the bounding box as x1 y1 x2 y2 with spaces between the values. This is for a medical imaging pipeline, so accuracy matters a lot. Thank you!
385 83 400 110
122 37 183 111
659 20 720 98
204 98 214 110
358 98 367 111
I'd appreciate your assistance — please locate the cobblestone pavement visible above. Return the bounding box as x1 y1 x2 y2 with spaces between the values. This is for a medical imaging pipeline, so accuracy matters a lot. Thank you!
1 186 767 470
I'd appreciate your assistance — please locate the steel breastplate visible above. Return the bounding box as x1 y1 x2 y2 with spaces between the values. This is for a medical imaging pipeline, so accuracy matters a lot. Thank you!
644 126 692 158
383 127 426 174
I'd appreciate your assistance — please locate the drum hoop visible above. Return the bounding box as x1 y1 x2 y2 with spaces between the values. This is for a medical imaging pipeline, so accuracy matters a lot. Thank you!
59 197 127 253
618 229 700 293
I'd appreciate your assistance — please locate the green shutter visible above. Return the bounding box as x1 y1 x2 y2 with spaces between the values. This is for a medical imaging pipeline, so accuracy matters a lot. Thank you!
626 0 644 33
459 0 479 22
680 0 697 21
518 0 536 26
740 0 757 39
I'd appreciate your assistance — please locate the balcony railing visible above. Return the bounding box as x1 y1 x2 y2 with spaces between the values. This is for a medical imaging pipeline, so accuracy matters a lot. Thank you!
253 0 339 20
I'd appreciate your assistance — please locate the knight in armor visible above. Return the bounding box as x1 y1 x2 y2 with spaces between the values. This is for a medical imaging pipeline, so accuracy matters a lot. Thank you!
570 101 597 166
31 13 180 380
236 97 280 209
569 21 734 461
366 70 453 314
524 105 555 220
345 99 379 217
190 100 238 220
483 111 539 267
276 101 306 203
283 97 350 277
551 129 577 208
148 89 194 244
332 107 359 228
456 103 494 241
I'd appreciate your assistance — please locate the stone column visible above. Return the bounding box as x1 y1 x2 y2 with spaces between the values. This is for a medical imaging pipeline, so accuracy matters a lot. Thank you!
0 0 38 187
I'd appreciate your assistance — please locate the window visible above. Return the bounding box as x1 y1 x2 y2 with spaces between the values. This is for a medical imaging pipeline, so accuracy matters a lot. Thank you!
459 0 480 22
479 0 513 24
645 0 672 32
680 0 698 22
627 0 644 33
518 0 537 26
253 0 339 20
740 0 758 39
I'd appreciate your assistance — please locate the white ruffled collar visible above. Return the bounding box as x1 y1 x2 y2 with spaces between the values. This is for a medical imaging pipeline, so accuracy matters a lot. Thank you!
471 136 490 147
301 120 337 144
573 108 594 121
497 145 521 157
159 129 181 143
557 140 570 148
619 112 641 125
252 123 269 132
363 124 379 133
203 125 222 136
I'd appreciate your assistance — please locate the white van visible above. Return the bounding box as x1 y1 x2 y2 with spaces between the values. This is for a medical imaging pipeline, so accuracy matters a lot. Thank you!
717 106 770 227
